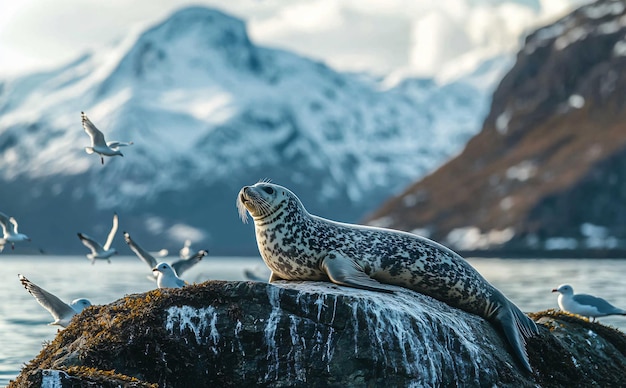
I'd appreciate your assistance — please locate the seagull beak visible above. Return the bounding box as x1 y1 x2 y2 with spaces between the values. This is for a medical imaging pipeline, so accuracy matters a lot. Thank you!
152 267 159 273
551 289 558 293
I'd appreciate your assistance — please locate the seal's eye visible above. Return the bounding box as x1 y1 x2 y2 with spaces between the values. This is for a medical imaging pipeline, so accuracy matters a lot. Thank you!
262 186 274 194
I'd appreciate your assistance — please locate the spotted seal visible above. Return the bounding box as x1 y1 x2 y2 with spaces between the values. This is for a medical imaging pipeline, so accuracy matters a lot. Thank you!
237 181 538 372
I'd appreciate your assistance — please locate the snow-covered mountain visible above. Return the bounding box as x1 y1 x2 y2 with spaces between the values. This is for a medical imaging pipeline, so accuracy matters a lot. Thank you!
0 6 506 255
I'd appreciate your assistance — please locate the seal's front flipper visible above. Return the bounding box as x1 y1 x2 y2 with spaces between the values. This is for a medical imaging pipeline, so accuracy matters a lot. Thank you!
321 251 395 293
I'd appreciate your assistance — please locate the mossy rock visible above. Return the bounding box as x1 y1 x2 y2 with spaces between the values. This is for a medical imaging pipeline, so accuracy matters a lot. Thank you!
8 281 626 387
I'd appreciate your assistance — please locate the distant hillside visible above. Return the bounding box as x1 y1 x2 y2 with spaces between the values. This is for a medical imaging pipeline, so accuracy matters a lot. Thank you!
367 0 626 254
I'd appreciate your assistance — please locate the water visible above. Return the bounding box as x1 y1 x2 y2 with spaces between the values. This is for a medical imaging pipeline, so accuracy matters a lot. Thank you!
1 255 625 386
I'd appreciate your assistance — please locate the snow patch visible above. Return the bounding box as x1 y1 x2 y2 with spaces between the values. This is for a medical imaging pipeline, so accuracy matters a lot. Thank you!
580 223 619 249
495 109 512 134
446 226 514 250
545 237 578 250
583 1 625 19
410 227 432 239
555 26 590 50
506 160 537 182
612 39 626 56
499 196 515 211
568 94 585 109
368 216 394 228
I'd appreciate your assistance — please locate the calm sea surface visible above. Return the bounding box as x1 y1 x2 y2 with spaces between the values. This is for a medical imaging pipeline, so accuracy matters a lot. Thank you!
1 255 625 385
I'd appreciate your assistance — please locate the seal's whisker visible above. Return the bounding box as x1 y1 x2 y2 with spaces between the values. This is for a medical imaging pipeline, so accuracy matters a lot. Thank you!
236 192 250 223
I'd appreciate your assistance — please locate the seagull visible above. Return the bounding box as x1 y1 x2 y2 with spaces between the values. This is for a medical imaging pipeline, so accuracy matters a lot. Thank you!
81 111 133 165
0 211 30 252
18 274 92 327
179 239 193 259
123 231 208 281
152 262 187 288
552 284 626 322
77 213 119 264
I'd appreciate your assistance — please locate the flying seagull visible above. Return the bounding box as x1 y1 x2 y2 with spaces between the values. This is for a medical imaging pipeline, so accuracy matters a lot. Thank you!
552 284 626 322
18 274 92 327
82 111 133 164
123 231 208 281
0 211 30 252
77 213 119 264
152 262 187 289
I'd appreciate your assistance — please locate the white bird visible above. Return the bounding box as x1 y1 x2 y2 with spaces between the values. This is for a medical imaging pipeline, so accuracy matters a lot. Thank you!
18 274 92 327
552 284 626 321
0 211 30 252
77 213 119 264
82 111 133 165
123 231 208 281
152 262 187 289
179 239 193 259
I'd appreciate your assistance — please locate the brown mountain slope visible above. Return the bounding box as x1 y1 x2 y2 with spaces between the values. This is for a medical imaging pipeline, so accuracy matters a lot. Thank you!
366 0 626 252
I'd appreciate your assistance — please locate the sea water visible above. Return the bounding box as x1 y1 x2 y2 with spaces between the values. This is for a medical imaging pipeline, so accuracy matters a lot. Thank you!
1 255 625 385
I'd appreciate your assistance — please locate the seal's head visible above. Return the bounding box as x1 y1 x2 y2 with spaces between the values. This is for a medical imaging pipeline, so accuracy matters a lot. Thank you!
237 181 294 223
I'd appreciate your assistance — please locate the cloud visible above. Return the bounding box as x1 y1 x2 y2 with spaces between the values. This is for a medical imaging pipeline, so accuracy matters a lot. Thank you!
0 0 590 78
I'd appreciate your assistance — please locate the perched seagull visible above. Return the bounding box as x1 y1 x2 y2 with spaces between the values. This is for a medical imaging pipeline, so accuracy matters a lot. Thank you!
0 211 30 252
123 231 208 281
77 213 119 264
81 111 133 165
552 284 626 322
153 262 187 289
18 274 92 327
179 239 193 259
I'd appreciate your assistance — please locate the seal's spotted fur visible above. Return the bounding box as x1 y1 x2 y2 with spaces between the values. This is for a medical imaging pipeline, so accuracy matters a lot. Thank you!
238 181 538 372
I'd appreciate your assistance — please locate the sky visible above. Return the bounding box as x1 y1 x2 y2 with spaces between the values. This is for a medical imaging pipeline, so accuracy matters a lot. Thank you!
0 0 589 81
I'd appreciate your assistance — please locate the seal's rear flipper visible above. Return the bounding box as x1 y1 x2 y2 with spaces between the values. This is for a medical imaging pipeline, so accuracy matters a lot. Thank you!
321 251 395 293
496 298 539 373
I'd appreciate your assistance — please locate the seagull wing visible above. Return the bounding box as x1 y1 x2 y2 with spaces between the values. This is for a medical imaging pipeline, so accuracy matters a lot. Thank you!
171 249 208 276
103 213 118 251
77 233 103 254
107 141 133 150
0 212 10 236
573 293 621 314
81 112 107 147
123 231 157 269
9 217 19 233
19 274 76 323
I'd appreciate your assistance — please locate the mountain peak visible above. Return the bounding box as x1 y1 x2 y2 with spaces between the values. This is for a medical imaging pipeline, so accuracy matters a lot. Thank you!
103 6 262 89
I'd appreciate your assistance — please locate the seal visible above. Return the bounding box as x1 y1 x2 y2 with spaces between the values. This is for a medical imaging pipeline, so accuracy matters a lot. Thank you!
237 181 538 372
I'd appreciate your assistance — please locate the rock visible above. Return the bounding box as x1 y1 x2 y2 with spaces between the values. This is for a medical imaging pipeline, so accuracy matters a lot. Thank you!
8 281 626 387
